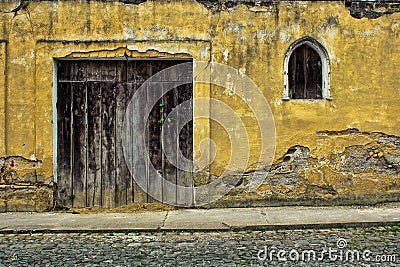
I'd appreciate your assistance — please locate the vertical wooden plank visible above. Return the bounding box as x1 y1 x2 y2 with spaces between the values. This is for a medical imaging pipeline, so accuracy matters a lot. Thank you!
162 84 178 205
290 45 307 99
298 46 303 99
101 81 117 208
115 82 129 206
115 61 130 206
86 82 102 207
127 82 148 204
318 55 322 97
289 52 295 99
71 82 87 208
128 60 149 203
121 60 135 204
177 82 194 207
308 46 314 98
147 61 163 203
308 46 322 99
296 46 302 99
56 82 73 207
302 45 306 98
305 46 311 98
124 62 134 205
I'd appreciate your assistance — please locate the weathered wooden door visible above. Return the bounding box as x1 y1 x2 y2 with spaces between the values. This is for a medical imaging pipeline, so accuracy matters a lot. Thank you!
288 44 322 99
56 59 193 208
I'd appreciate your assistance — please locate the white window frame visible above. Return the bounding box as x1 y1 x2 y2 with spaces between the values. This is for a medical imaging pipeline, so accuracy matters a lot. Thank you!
283 36 332 100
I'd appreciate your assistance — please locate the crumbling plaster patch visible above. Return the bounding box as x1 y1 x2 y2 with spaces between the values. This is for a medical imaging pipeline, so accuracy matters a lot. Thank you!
0 156 53 211
212 130 400 206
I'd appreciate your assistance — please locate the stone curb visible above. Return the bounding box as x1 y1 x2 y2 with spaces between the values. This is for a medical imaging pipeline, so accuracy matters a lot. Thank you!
0 205 399 233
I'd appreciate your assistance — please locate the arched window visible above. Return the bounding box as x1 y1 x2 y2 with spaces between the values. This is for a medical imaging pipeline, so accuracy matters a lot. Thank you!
283 37 331 100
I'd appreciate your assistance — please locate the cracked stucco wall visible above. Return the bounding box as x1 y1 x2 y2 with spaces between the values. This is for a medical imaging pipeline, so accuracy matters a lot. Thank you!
217 130 400 206
0 0 399 210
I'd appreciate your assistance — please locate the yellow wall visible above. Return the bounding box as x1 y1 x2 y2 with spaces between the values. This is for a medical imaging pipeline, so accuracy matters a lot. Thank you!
0 0 399 209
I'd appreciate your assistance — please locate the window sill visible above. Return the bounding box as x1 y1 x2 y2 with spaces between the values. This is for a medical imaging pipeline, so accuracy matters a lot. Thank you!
281 97 333 101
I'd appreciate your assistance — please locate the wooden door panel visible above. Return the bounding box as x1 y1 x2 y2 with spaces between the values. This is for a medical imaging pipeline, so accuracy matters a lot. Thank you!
289 45 322 99
57 59 193 207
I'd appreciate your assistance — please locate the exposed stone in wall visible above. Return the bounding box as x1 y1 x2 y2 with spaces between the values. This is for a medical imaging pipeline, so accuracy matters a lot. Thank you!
0 156 53 212
118 0 147 4
345 1 400 19
211 130 400 207
4 0 399 35
199 0 400 18
11 0 400 19
196 0 277 12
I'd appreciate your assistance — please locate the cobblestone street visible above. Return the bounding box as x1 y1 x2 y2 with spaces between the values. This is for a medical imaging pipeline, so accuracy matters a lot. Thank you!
0 225 399 266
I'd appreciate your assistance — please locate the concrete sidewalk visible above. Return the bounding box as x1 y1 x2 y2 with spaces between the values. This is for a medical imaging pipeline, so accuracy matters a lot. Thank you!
0 204 400 233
